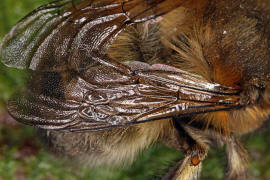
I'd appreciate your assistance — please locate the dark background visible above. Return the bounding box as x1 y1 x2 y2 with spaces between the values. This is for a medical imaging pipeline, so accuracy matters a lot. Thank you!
1 0 270 179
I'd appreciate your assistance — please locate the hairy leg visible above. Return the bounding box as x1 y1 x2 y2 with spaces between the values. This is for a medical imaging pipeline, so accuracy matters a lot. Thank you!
224 137 250 180
162 124 209 180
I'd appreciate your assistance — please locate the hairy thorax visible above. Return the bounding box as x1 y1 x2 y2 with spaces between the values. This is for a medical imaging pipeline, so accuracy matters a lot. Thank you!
109 0 270 135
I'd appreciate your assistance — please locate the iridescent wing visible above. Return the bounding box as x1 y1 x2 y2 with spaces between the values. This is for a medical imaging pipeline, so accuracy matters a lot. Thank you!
7 60 241 132
0 0 185 71
1 0 242 132
8 64 241 132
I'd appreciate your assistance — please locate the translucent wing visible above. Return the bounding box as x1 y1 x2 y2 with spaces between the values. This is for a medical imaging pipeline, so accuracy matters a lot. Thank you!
0 0 185 71
7 62 241 132
1 0 242 132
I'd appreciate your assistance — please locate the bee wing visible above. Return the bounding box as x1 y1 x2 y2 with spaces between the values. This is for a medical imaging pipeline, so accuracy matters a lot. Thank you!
2 0 241 132
0 0 185 71
7 65 241 132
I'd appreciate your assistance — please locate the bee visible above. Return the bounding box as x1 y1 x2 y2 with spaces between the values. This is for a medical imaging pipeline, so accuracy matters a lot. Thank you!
1 0 270 179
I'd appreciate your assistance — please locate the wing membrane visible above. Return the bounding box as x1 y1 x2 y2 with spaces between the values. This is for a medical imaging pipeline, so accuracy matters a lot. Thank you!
2 0 242 132
7 66 241 132
0 0 185 71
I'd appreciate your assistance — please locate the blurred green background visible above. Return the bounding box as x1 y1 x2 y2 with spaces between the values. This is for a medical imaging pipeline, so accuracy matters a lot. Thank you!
1 0 270 180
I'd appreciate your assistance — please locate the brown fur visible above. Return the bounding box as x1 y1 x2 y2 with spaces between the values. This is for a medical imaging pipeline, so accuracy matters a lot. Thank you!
36 0 270 179
43 119 180 167
158 0 270 135
102 0 270 179
108 0 270 135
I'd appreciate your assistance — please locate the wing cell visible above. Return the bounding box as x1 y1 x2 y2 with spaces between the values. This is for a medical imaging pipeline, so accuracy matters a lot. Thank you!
1 0 242 132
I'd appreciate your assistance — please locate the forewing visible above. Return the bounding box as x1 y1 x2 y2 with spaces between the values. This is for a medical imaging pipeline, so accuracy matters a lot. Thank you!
7 66 241 132
0 0 185 71
7 68 177 131
2 0 241 132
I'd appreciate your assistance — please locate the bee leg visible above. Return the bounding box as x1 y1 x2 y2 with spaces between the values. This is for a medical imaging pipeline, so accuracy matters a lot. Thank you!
162 144 207 180
224 137 250 180
162 124 209 180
